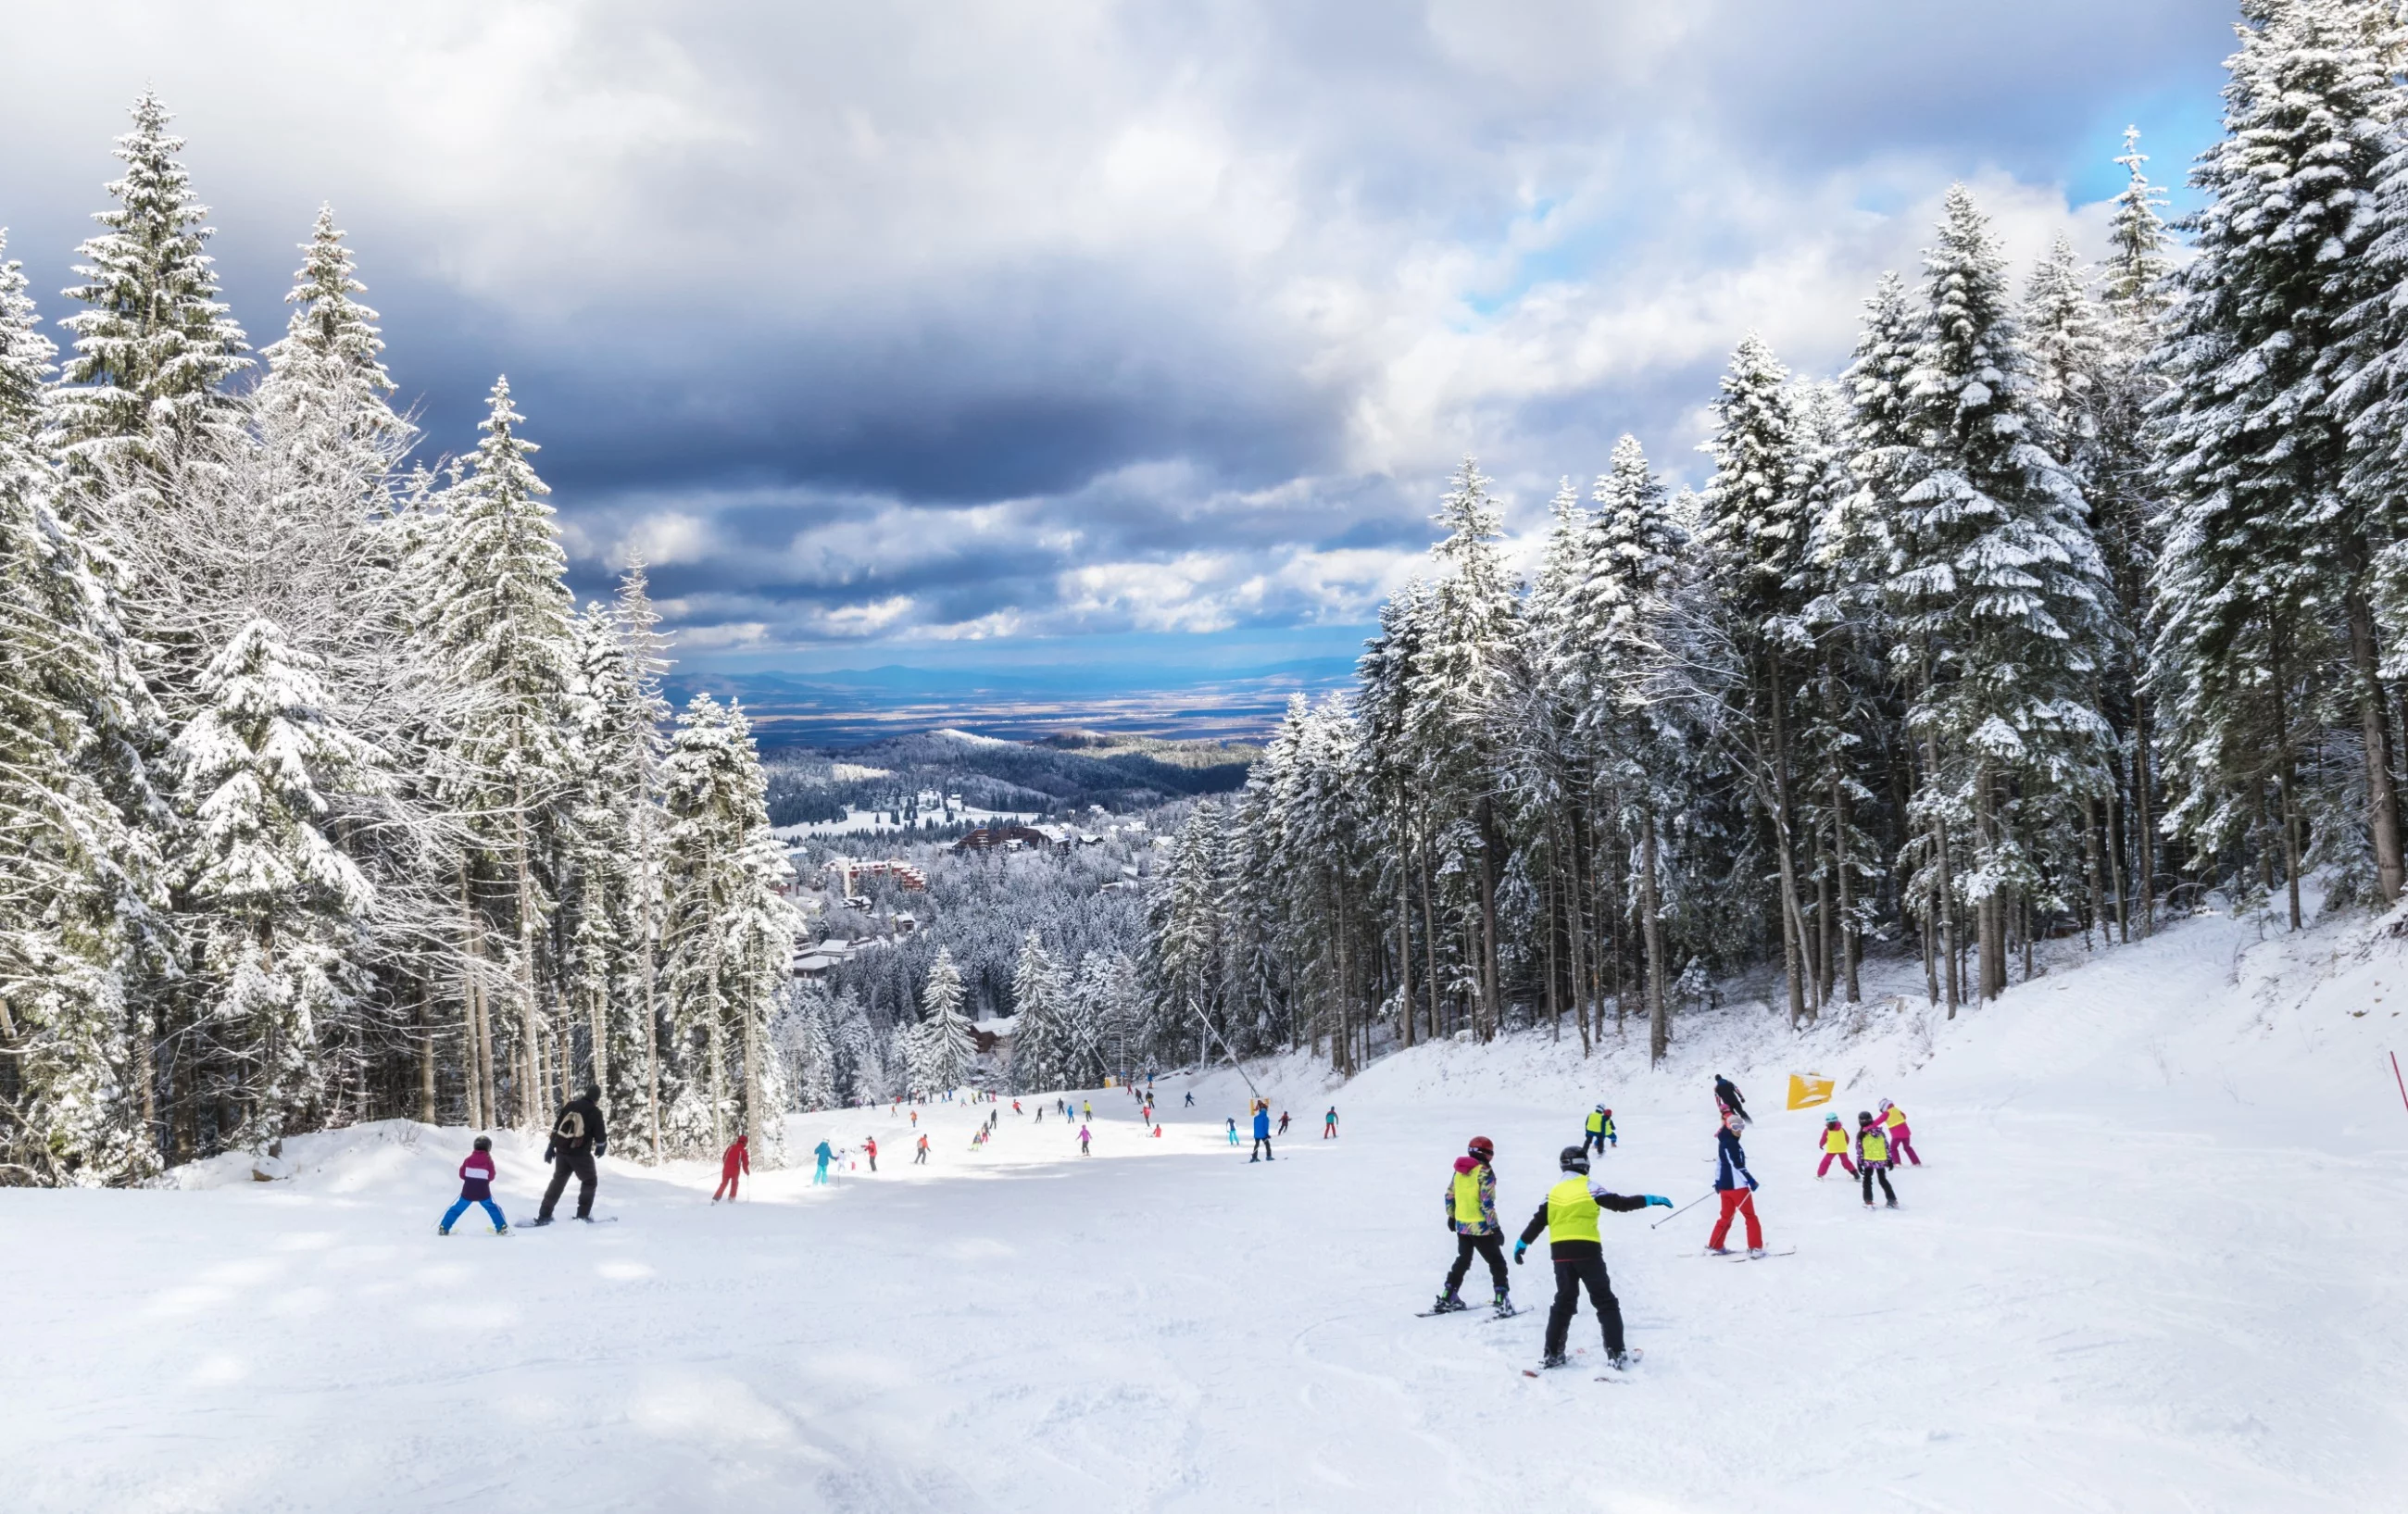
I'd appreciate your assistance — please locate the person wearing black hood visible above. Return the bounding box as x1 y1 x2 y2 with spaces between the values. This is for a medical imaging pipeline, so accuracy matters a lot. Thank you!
533 1085 608 1224
1713 1074 1750 1127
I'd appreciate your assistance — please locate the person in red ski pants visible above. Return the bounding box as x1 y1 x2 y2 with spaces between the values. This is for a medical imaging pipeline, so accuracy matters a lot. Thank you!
1706 1118 1764 1255
713 1133 749 1201
1814 1113 1857 1178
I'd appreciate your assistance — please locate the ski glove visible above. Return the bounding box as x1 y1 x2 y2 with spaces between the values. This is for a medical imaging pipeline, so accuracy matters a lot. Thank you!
1644 1195 1673 1208
1512 1240 1527 1264
543 1145 557 1163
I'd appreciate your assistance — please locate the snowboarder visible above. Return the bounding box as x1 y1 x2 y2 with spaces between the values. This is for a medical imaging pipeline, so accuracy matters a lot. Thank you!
533 1085 606 1225
812 1138 834 1184
1250 1102 1273 1161
1815 1113 1856 1178
1227 1117 1240 1146
1513 1145 1670 1370
1881 1100 1921 1166
1432 1136 1511 1314
1323 1106 1339 1139
1856 1111 1898 1209
1713 1074 1750 1127
864 1136 879 1172
1583 1105 1610 1154
914 1133 930 1165
1276 1110 1291 1135
1707 1114 1765 1256
1078 1124 1092 1155
439 1135 508 1235
713 1133 749 1202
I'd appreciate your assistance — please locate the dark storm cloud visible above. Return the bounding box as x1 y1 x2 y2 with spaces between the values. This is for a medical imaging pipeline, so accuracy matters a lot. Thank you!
0 0 2235 657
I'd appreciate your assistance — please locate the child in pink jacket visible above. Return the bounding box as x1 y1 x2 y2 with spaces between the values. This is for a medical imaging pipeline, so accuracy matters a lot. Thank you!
440 1136 509 1234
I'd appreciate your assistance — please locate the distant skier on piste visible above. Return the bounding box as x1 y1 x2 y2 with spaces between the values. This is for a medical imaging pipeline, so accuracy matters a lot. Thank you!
1276 1110 1290 1134
1584 1105 1614 1154
1430 1135 1511 1315
1323 1106 1339 1139
1815 1113 1856 1178
1513 1145 1669 1370
863 1135 878 1172
533 1085 606 1225
439 1135 508 1235
1250 1101 1274 1161
812 1138 834 1184
914 1133 929 1165
1713 1074 1750 1127
713 1133 749 1202
1707 1114 1766 1256
1880 1100 1921 1166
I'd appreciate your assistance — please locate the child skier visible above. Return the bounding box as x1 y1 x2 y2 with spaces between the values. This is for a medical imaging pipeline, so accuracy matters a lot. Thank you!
1431 1136 1511 1315
1512 1145 1671 1370
1323 1106 1339 1139
1583 1105 1608 1154
1881 1100 1921 1166
1856 1111 1898 1208
812 1138 834 1184
915 1133 930 1165
1815 1113 1856 1178
1226 1117 1240 1146
1276 1110 1290 1134
1707 1115 1766 1256
439 1136 508 1235
1078 1124 1092 1155
863 1135 878 1172
713 1133 749 1202
1251 1101 1273 1161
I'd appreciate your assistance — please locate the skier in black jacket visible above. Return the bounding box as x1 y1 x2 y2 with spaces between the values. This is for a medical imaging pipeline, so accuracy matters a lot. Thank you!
1713 1074 1750 1126
534 1086 608 1224
1513 1146 1671 1370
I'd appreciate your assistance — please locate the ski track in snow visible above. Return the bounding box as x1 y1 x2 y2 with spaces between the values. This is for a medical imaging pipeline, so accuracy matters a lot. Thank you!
6 909 2408 1511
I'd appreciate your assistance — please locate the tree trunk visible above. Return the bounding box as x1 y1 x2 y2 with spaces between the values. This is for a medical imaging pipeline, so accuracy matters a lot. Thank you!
2272 619 2304 932
2082 796 2104 951
1397 806 1416 1050
1641 809 1669 1067
1475 796 1502 1042
1764 653 1809 1025
2135 688 2157 937
513 788 541 1131
2346 582 2405 904
1930 741 1960 1020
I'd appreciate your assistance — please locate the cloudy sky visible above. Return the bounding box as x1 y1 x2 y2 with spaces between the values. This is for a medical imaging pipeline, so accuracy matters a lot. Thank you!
0 1 2235 677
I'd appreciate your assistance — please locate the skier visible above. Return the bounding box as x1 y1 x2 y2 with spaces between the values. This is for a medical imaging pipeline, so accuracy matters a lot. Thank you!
1226 1117 1240 1146
863 1135 878 1172
1856 1111 1898 1209
812 1138 834 1184
910 1108 919 1127
1814 1113 1856 1179
1713 1074 1750 1127
1881 1100 1921 1166
713 1133 749 1202
1078 1124 1092 1155
1184 1092 1195 1107
914 1132 930 1165
1323 1106 1339 1139
1250 1101 1274 1162
1707 1114 1766 1257
1276 1110 1291 1135
1083 1099 1093 1120
1583 1105 1609 1154
439 1135 508 1235
1512 1145 1670 1370
533 1084 606 1225
1011 1100 1022 1115
1431 1136 1511 1315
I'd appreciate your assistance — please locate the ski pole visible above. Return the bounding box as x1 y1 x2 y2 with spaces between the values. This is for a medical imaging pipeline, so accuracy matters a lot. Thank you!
1650 1191 1716 1230
2392 1050 2408 1117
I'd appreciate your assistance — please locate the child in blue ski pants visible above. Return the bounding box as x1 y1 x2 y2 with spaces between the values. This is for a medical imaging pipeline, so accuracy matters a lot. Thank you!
442 1196 508 1232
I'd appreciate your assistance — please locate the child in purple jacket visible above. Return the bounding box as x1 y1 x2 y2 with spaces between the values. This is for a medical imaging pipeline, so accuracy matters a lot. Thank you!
440 1136 509 1235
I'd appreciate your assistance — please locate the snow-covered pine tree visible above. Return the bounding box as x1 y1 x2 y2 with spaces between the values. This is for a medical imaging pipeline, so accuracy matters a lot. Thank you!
0 232 164 1183
53 92 251 507
916 945 975 1094
1144 800 1228 1065
168 617 383 1149
254 206 408 495
1008 931 1062 1091
1888 186 2113 1006
424 378 579 1128
611 563 672 1156
1696 333 1817 1023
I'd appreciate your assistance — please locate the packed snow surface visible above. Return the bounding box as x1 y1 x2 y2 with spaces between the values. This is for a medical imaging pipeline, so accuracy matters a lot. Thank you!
6 909 2407 1511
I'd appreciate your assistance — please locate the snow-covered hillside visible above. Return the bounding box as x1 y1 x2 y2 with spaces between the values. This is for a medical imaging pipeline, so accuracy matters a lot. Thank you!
4 907 2404 1512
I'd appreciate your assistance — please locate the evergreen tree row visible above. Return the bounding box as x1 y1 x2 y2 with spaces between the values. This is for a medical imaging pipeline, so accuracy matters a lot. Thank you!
1148 1 2408 1069
0 94 796 1182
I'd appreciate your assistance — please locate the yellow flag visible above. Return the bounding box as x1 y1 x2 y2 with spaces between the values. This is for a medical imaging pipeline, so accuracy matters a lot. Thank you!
1787 1073 1835 1110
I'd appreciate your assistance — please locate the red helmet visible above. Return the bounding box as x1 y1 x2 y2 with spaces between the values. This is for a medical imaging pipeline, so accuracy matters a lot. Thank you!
1466 1136 1495 1160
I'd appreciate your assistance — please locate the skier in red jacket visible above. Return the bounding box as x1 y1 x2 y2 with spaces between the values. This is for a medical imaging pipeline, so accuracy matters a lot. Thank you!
713 1133 749 1202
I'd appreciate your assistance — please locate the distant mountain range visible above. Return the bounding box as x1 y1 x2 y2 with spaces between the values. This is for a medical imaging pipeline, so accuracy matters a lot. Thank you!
664 657 1356 748
759 727 1263 823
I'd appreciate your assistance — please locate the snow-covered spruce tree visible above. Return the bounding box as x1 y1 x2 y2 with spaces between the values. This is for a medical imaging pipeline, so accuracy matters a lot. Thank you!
562 605 646 1122
1007 931 1062 1091
53 92 250 510
1144 800 1228 1065
1354 581 1437 1047
255 206 408 497
778 985 837 1112
915 945 975 1093
658 694 790 1154
422 379 579 1128
1888 186 2113 1007
611 563 672 1156
1695 333 1816 1023
0 233 163 1184
1270 697 1374 1071
168 617 383 1149
1506 479 1595 1053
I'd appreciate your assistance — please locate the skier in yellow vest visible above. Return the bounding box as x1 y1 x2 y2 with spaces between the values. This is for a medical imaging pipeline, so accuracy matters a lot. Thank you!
1428 1137 1512 1316
1583 1105 1615 1154
1856 1110 1898 1209
1815 1113 1857 1178
1512 1145 1671 1370
1880 1099 1920 1166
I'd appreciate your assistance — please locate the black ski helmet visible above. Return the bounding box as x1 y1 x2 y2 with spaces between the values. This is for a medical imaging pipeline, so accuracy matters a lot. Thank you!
472 1135 492 1151
1559 1145 1589 1174
1857 1109 1875 1124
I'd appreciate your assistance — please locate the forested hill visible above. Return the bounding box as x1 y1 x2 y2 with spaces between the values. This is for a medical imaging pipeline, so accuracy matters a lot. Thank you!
763 728 1259 823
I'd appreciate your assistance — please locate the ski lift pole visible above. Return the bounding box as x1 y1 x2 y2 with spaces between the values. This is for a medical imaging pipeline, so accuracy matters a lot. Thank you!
1649 1190 1716 1230
2392 1050 2408 1117
1184 997 1264 1106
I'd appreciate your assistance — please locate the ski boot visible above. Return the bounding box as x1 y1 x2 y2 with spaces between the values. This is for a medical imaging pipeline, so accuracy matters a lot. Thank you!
1747 1246 1765 1258
1492 1287 1514 1317
1428 1290 1467 1315
1538 1352 1570 1370
437 1225 451 1236
1606 1350 1633 1371
1706 1245 1732 1256
528 1216 555 1227
1885 1198 1899 1209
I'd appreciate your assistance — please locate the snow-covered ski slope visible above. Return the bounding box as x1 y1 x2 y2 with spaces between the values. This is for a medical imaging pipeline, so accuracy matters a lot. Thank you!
6 907 2406 1512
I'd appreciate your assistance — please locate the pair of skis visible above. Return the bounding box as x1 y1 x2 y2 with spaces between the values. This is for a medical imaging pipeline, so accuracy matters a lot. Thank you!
1416 1300 1520 1320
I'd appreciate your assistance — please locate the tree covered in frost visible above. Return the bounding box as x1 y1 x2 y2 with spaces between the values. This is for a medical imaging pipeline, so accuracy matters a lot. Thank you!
913 946 976 1094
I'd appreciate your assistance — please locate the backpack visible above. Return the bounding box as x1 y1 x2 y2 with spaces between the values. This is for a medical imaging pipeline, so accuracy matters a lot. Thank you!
554 1108 585 1145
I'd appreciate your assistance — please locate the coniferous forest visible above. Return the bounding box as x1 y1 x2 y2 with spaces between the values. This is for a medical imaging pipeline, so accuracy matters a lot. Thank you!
1143 5 2408 1073
0 95 796 1182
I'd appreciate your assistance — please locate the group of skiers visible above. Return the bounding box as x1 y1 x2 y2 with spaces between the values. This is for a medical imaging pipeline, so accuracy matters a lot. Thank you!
434 1085 608 1234
1424 1073 1930 1371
